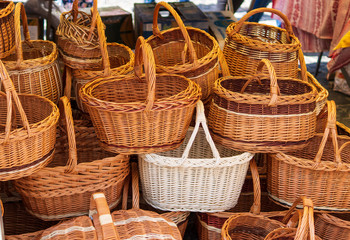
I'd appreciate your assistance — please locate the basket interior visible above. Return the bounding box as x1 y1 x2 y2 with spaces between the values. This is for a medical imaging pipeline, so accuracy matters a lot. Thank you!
239 23 291 44
3 41 54 61
149 28 214 67
93 44 131 71
0 1 12 10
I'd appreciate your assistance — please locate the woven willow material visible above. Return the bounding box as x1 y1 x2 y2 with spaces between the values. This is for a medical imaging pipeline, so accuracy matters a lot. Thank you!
14 96 129 221
1 3 62 103
0 1 15 59
146 1 220 101
56 0 102 69
224 7 301 78
70 11 134 112
268 101 350 212
0 59 59 181
139 100 254 212
315 213 350 240
208 59 318 153
80 36 200 154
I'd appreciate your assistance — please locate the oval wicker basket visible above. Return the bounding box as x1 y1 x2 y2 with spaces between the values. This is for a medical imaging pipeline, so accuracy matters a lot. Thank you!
14 96 129 221
0 1 15 59
224 7 301 78
268 100 350 212
56 0 102 69
139 100 254 212
315 213 350 240
146 1 220 101
208 59 318 153
80 36 201 154
1 3 61 104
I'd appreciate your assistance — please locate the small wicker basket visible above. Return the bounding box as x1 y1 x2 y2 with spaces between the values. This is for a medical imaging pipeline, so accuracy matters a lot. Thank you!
0 1 15 59
315 213 350 240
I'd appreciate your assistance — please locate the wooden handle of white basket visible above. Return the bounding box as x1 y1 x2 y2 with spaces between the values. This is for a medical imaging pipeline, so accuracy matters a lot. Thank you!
90 193 121 240
249 158 261 215
131 162 140 209
152 1 198 65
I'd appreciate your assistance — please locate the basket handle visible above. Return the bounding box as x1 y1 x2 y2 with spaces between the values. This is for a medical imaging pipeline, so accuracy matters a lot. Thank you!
134 36 156 112
0 60 31 142
180 100 221 165
58 96 79 173
313 100 342 165
249 158 261 215
95 11 111 76
152 1 198 65
298 49 308 82
240 59 281 107
87 0 98 41
218 48 230 77
90 192 120 240
72 0 79 22
230 8 294 42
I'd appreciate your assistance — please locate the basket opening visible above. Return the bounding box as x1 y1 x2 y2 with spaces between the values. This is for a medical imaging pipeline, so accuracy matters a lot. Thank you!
0 1 11 9
91 44 131 71
3 41 54 61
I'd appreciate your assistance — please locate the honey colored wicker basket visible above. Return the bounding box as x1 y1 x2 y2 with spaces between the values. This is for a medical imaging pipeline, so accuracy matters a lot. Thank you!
1 3 61 104
208 59 318 153
80 36 200 154
146 1 220 101
139 100 254 212
315 213 350 240
0 1 15 59
0 60 59 181
224 7 301 78
268 100 350 212
56 0 101 69
14 96 130 220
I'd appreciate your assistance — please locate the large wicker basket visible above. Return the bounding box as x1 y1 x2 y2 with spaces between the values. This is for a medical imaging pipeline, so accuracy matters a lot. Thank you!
268 100 350 212
1 3 62 104
80 36 200 154
56 0 101 69
0 60 59 181
14 96 129 220
315 213 350 240
146 1 220 101
139 100 254 212
208 59 318 153
0 1 15 59
224 7 301 78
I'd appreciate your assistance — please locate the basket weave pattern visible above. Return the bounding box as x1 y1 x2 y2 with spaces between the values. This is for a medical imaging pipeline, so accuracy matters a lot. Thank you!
0 1 15 59
315 213 350 240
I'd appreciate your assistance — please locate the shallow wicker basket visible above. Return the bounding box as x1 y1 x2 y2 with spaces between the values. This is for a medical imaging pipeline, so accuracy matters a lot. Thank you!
268 100 350 212
208 59 318 153
146 1 220 101
1 3 62 104
315 213 350 240
224 7 301 78
0 1 15 59
139 100 254 212
14 96 129 221
80 36 200 154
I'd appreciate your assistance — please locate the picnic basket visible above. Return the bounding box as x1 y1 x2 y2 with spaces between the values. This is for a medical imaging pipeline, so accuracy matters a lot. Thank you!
146 1 220 101
14 96 130 220
70 10 134 112
224 7 301 78
0 59 59 181
0 1 15 59
80 36 200 154
268 100 350 211
56 0 101 69
315 213 350 240
208 58 318 153
139 100 254 212
1 3 61 104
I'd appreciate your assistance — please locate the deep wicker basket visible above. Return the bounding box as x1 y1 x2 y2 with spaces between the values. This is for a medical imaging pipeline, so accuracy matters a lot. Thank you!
0 1 15 59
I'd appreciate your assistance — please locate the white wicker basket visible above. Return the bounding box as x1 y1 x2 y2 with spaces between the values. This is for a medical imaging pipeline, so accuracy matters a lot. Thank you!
138 101 255 212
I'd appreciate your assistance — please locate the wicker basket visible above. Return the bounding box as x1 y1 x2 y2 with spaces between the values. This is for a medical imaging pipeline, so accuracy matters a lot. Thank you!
14 96 130 220
208 59 318 153
146 1 220 101
0 1 15 59
0 60 59 181
70 10 134 112
1 3 62 104
139 100 254 212
268 100 350 212
315 213 350 240
224 7 301 78
80 36 200 154
56 0 102 69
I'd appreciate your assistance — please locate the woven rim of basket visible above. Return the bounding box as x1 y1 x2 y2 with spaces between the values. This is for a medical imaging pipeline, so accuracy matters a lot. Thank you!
147 26 220 74
80 73 201 111
214 75 318 106
72 42 135 79
226 21 301 52
301 69 329 102
0 1 14 17
318 213 350 229
56 10 99 45
3 40 58 70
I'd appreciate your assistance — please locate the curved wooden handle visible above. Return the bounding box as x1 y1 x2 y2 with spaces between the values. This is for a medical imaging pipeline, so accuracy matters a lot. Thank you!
131 162 140 209
87 0 98 40
218 48 230 77
95 11 111 76
298 49 308 82
134 36 156 112
230 8 294 42
249 159 261 215
72 0 79 22
152 1 197 64
59 96 78 173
